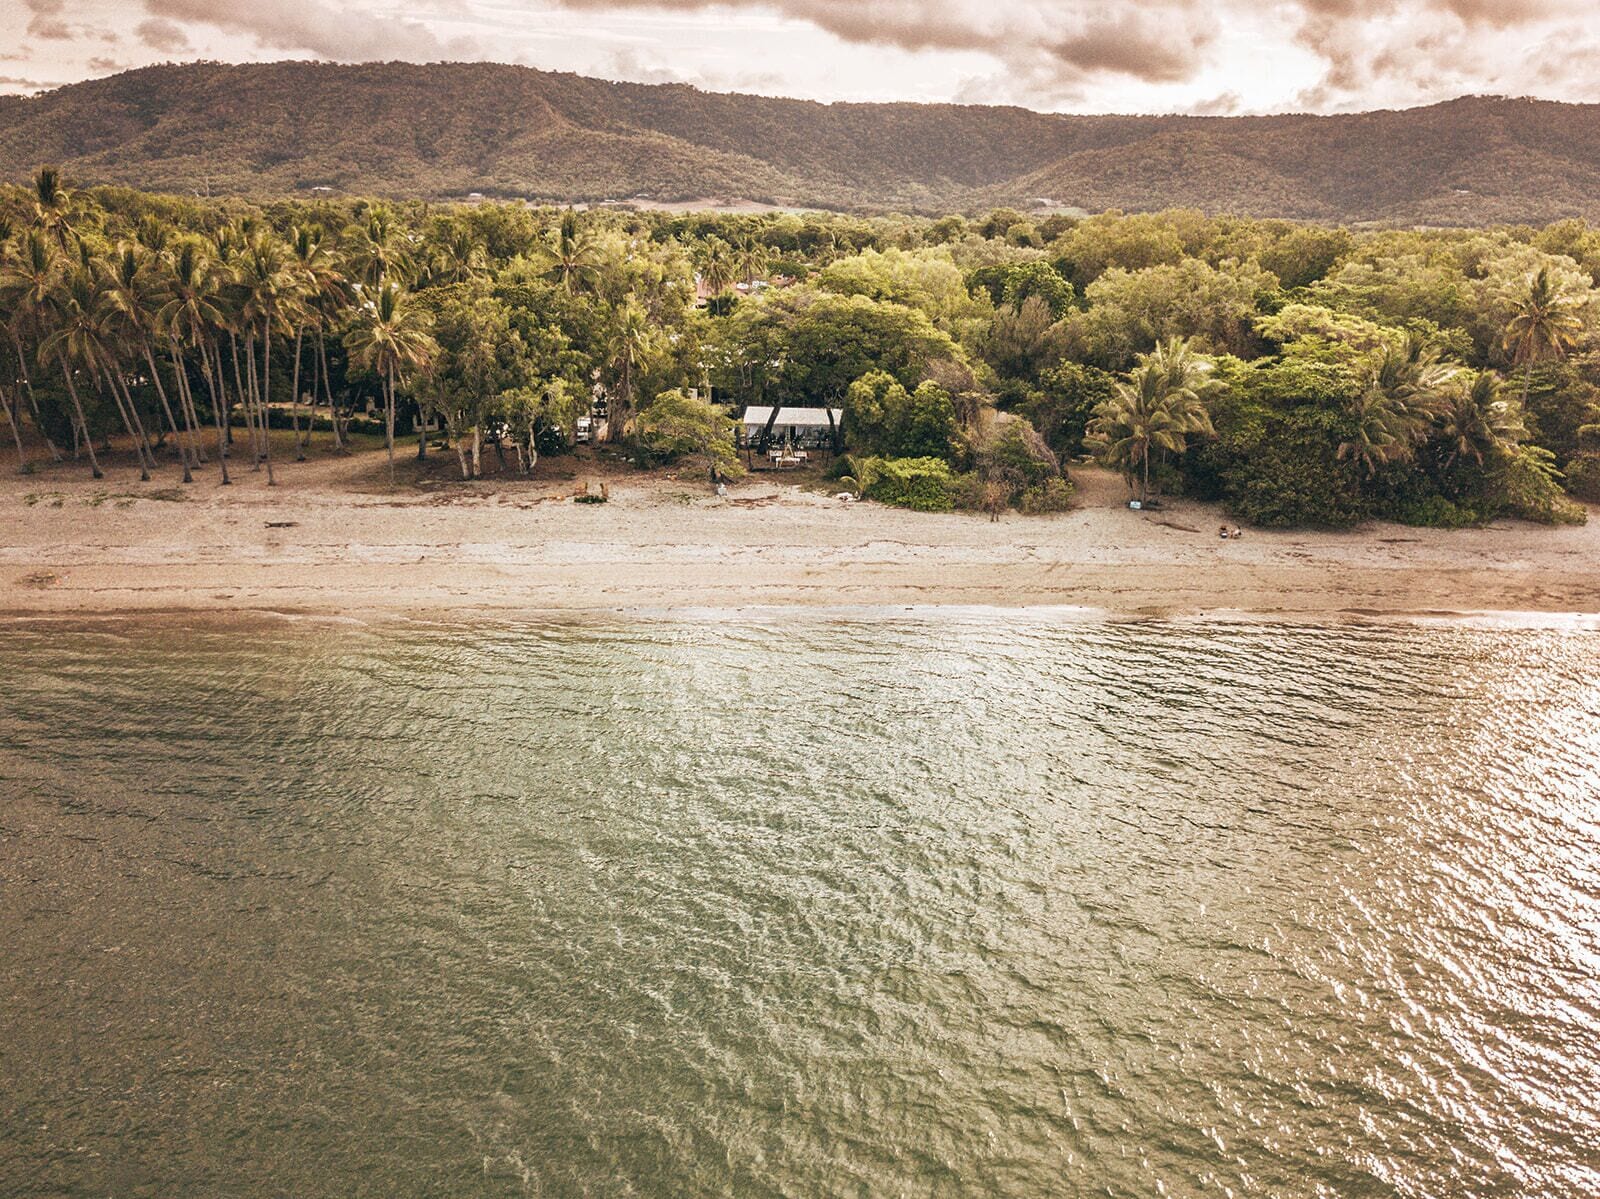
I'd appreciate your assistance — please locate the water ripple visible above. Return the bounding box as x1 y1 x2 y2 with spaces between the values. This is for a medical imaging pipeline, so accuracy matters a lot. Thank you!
1 614 1598 1197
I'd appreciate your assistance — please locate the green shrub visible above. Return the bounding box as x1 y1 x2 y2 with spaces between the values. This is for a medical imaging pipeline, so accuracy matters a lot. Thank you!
856 456 957 512
1497 446 1587 525
1563 453 1600 503
949 470 988 511
1019 477 1075 513
1387 493 1485 529
844 371 959 462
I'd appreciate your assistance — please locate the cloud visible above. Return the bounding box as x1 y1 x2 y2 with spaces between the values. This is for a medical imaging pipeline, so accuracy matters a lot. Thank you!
141 0 480 61
0 74 70 90
1049 12 1210 84
23 0 73 40
1 0 1597 115
135 17 193 54
605 47 686 86
1191 91 1244 116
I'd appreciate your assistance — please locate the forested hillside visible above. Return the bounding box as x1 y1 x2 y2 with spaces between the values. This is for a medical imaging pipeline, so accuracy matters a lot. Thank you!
4 63 1600 223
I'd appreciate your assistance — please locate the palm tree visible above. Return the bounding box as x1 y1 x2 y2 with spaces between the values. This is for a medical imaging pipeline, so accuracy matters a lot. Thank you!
236 231 301 485
104 241 199 482
1339 334 1459 476
134 214 169 255
157 239 230 483
546 211 600 296
285 226 354 452
40 268 138 479
345 281 436 485
1085 337 1218 503
0 228 65 462
698 237 734 301
604 297 658 443
1436 371 1528 470
423 225 487 287
1337 387 1403 478
31 167 75 252
733 234 768 289
343 206 412 289
1500 267 1585 405
286 224 342 459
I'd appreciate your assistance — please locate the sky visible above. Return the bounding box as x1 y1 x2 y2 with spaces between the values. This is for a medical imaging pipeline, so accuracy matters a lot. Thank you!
3 0 1599 114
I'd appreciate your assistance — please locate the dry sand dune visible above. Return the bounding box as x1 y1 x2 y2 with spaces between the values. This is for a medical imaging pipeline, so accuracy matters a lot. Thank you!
3 445 1598 624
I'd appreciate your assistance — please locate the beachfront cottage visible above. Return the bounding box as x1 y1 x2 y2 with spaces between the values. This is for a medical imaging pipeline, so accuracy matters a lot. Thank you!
740 406 844 452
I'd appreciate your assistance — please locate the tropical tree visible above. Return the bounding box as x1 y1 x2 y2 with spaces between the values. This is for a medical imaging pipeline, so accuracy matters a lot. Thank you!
545 211 601 296
158 239 231 482
1435 371 1529 470
1500 267 1586 404
104 242 199 482
345 281 437 484
637 388 740 478
698 237 734 301
1085 337 1219 502
423 224 488 288
41 268 137 479
733 235 769 288
344 206 412 288
288 224 351 457
603 296 659 443
1338 334 1459 476
31 167 76 252
236 231 301 484
0 228 65 462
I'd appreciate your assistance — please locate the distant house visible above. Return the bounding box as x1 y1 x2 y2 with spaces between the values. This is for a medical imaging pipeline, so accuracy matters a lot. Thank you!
741 405 844 450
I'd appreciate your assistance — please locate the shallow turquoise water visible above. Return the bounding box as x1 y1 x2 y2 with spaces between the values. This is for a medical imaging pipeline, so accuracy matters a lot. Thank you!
2 613 1598 1197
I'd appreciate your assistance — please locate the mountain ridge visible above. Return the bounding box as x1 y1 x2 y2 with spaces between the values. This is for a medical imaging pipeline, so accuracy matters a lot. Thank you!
2 62 1598 224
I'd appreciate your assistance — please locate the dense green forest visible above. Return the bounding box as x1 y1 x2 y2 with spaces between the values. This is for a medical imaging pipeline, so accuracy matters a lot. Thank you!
3 172 1598 527
7 64 1600 223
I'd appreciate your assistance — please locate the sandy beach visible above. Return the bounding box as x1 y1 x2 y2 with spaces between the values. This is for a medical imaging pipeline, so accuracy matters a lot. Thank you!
3 445 1598 623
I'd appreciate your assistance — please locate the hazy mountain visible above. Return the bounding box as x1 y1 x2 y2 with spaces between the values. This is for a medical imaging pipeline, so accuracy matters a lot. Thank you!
3 62 1599 224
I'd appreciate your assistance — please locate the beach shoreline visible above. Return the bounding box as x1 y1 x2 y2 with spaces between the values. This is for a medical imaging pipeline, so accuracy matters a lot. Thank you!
4 451 1598 624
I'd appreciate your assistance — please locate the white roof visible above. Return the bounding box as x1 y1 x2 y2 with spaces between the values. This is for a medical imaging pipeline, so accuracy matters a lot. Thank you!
742 406 844 428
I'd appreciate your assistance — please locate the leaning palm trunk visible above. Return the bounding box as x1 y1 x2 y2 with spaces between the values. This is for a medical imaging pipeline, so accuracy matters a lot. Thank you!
58 365 102 478
168 342 207 465
244 334 262 468
142 341 192 483
290 327 306 461
108 370 156 481
10 329 61 461
231 333 259 465
213 343 234 450
384 366 397 487
259 319 276 486
3 385 26 470
199 348 230 485
317 330 344 451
